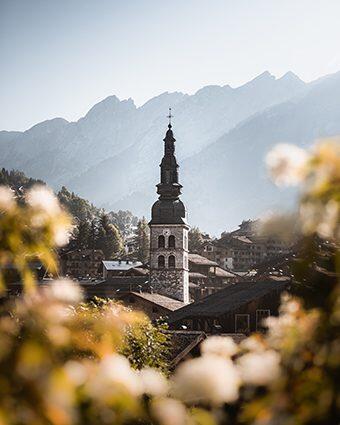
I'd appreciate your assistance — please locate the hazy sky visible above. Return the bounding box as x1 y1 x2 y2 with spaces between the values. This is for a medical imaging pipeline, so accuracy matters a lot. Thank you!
1 0 340 131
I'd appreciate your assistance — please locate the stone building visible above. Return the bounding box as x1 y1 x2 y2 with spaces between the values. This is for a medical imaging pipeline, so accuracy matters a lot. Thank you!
149 117 190 303
60 249 104 278
201 220 291 271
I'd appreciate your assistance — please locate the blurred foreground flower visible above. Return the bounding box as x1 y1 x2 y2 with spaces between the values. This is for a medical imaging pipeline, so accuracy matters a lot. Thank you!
138 367 168 396
237 349 281 386
266 143 309 186
0 186 15 212
264 139 340 242
151 398 187 425
171 354 240 405
0 184 72 292
47 279 84 304
200 335 238 358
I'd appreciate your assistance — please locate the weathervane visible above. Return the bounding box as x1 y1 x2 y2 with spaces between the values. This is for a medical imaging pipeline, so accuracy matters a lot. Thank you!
167 107 173 127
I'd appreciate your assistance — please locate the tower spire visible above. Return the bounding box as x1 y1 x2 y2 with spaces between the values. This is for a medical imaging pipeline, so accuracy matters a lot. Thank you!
167 107 173 128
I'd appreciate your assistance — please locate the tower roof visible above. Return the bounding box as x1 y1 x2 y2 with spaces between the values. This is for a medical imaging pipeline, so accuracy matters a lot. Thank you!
149 113 187 225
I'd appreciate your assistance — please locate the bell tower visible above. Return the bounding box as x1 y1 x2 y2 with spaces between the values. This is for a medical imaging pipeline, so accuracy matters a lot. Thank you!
149 109 189 303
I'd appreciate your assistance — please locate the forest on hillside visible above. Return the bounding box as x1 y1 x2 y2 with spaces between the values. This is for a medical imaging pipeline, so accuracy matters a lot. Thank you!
0 168 149 261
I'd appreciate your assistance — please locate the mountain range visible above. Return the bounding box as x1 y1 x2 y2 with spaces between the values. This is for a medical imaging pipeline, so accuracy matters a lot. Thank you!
1 70 340 235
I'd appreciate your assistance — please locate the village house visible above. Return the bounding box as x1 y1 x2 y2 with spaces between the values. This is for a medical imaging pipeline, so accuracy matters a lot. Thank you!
102 260 143 279
167 277 290 334
120 292 186 321
60 249 104 278
201 220 291 271
188 253 240 300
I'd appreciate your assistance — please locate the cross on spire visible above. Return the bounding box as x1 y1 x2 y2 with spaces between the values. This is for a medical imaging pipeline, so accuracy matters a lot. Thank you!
167 107 173 128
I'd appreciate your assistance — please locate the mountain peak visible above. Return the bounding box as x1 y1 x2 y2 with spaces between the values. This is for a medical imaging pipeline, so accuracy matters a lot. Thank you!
195 85 226 96
84 95 136 119
25 117 69 134
253 71 275 81
279 71 304 84
237 71 275 90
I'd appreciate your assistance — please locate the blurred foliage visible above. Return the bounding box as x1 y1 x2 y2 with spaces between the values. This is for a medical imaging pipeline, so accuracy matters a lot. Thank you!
122 318 171 373
79 297 171 373
0 139 339 425
0 185 71 292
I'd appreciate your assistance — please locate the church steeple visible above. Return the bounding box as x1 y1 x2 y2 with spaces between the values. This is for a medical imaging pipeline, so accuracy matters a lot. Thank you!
150 110 187 225
157 115 182 200
148 109 190 303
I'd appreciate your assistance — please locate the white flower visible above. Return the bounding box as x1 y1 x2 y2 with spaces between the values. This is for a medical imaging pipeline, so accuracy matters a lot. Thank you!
151 398 187 425
201 336 238 358
266 143 309 186
0 186 15 212
48 279 83 304
26 185 61 216
265 314 295 347
240 335 265 353
64 360 88 385
300 199 339 240
52 223 71 247
316 200 338 240
237 350 281 386
93 354 142 397
139 367 168 396
281 297 301 315
171 354 240 405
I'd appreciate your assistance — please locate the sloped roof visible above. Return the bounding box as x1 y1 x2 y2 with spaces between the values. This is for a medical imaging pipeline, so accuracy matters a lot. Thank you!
130 292 186 311
232 235 253 244
102 260 142 271
166 331 206 367
211 267 237 278
81 277 149 299
189 254 218 266
166 331 246 368
128 267 149 276
168 279 289 323
189 272 208 279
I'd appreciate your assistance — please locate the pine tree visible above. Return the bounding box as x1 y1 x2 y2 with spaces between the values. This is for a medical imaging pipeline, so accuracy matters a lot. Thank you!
74 220 91 249
188 226 205 253
134 217 150 264
97 214 123 258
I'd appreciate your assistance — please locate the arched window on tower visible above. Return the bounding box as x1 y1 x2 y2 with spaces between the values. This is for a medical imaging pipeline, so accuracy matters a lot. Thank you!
158 255 165 268
168 255 176 268
158 235 165 248
168 235 175 248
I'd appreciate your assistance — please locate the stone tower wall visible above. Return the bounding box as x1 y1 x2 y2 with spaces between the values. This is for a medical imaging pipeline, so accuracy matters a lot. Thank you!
149 224 189 303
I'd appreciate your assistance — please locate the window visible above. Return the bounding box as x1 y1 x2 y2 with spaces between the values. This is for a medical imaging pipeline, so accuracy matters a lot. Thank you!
158 255 165 268
168 235 175 248
168 255 176 268
256 309 270 331
235 314 250 333
158 235 165 248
